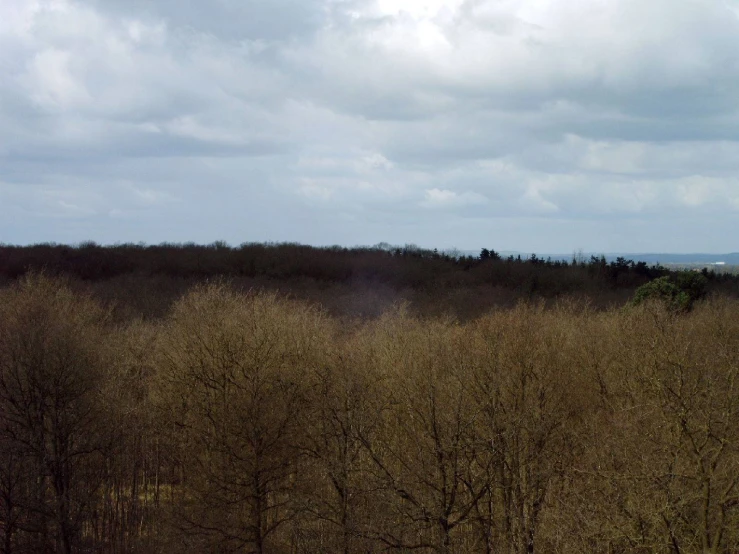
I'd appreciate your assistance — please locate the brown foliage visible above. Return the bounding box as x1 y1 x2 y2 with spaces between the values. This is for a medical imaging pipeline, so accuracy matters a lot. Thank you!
0 275 738 553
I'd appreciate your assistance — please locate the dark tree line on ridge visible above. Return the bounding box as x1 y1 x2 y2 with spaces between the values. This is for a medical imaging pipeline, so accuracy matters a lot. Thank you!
0 242 736 321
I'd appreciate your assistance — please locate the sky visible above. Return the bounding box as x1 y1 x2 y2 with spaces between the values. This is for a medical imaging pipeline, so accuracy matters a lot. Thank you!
1 0 739 253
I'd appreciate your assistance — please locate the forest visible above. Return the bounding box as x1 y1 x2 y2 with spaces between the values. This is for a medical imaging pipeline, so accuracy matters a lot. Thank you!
0 243 738 553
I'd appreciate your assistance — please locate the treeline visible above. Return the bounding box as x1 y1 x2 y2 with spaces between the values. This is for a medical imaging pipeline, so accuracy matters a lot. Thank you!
0 242 703 285
1 274 738 553
1 242 737 320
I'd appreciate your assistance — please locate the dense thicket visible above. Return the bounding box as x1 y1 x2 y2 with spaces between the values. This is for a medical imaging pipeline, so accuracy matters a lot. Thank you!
0 242 736 320
0 274 737 553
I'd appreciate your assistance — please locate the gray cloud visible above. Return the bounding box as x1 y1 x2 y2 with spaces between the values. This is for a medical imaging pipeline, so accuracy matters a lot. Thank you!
2 0 739 252
85 0 325 41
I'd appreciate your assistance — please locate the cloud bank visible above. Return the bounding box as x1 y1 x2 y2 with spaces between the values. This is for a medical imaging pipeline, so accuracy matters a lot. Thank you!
2 0 739 252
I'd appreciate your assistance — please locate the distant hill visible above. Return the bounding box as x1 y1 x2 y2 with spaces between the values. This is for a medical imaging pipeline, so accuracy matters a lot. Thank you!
564 253 739 266
602 253 739 265
464 250 739 266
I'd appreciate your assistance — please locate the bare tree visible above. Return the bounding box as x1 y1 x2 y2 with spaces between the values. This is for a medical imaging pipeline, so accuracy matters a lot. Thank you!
157 284 331 553
468 304 590 554
0 274 113 554
300 338 387 554
351 308 491 553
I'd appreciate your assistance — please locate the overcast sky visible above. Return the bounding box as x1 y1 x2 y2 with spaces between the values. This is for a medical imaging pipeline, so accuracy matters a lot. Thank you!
2 0 739 253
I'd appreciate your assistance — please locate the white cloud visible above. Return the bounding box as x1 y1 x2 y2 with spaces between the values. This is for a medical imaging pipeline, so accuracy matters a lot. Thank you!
298 181 334 202
127 184 178 206
24 48 91 109
421 188 489 209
